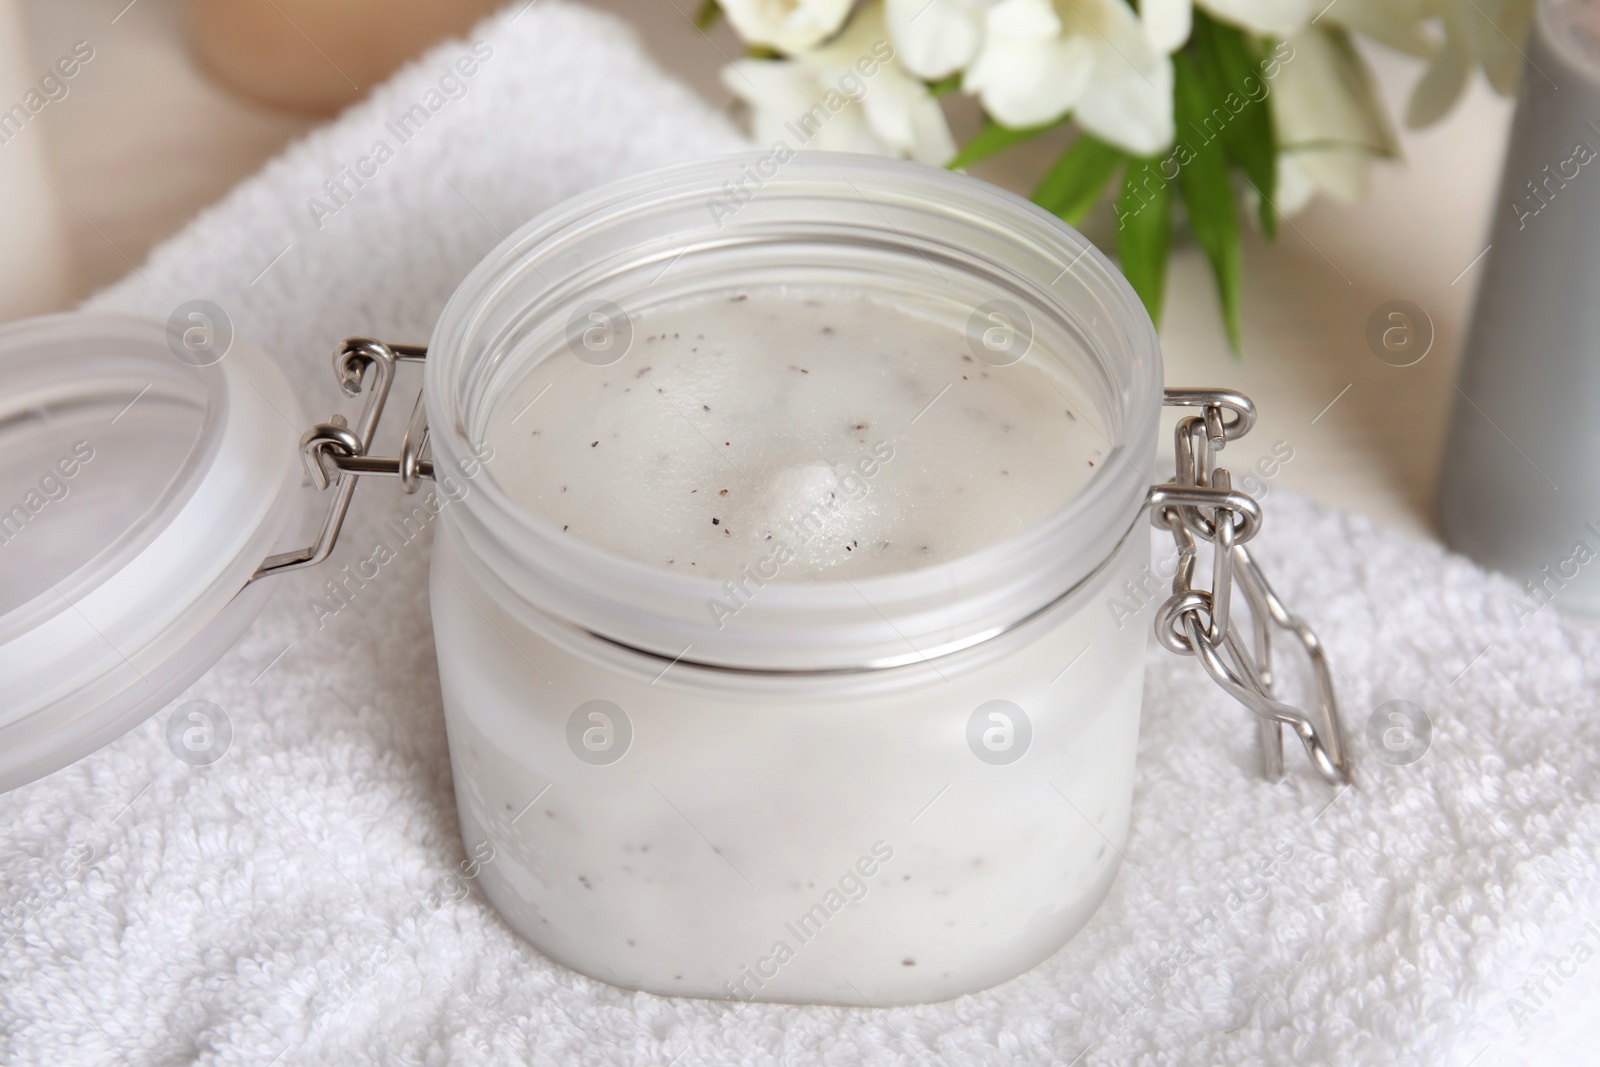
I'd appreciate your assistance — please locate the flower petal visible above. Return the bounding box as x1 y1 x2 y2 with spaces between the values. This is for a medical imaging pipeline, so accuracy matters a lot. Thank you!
1405 35 1470 127
720 0 855 54
1055 0 1174 153
1196 0 1312 37
862 69 960 162
725 2 957 163
1141 0 1193 53
1273 26 1397 156
885 0 990 80
965 31 1095 127
1287 145 1371 201
722 59 820 146
1477 0 1535 94
1321 0 1437 59
964 0 1092 128
1273 153 1318 215
1073 45 1176 154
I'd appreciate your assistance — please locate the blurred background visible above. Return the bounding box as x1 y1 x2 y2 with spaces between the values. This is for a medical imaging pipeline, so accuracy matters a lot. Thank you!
0 0 1516 542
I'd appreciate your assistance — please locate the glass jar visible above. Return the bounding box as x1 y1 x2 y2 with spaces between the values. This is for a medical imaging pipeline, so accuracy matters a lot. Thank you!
0 153 1347 1008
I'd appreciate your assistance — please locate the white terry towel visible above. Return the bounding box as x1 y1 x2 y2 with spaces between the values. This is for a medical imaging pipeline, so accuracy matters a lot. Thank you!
5 3 1600 1064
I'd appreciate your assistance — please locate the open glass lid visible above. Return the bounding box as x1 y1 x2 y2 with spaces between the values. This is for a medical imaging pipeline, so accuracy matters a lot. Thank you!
0 312 305 792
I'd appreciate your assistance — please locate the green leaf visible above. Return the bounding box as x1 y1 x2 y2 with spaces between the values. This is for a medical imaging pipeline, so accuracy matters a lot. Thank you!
693 0 719 31
1033 135 1126 226
1186 11 1278 237
1173 50 1244 353
948 117 1061 171
1114 157 1173 326
927 72 962 97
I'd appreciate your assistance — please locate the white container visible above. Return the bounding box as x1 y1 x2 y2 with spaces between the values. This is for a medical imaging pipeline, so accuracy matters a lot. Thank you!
0 154 1346 1007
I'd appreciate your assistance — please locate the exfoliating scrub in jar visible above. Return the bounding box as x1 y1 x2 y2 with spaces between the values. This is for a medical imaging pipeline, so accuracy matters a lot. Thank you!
484 287 1108 580
416 156 1177 1008
385 153 1365 1013
432 294 1145 1011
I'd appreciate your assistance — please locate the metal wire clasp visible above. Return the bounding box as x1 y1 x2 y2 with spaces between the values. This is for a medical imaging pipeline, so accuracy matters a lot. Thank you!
1149 389 1350 787
250 339 432 583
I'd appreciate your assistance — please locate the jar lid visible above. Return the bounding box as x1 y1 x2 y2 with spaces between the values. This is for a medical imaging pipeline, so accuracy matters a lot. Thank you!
0 313 305 792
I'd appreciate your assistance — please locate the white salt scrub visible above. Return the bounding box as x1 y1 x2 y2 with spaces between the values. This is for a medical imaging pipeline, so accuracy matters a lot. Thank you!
436 281 1150 1007
485 286 1106 583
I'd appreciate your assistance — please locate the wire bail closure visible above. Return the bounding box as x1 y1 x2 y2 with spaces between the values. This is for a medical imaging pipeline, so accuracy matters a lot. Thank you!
249 339 433 583
1149 389 1350 786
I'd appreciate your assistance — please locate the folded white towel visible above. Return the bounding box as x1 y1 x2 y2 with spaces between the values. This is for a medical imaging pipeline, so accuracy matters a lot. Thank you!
3 3 1597 1064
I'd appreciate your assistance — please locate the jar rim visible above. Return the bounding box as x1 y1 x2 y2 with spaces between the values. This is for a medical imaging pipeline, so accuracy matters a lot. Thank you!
425 152 1161 671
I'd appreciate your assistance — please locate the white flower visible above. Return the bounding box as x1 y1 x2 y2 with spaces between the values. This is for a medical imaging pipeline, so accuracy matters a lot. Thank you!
885 0 990 80
962 0 1174 155
720 0 854 54
1141 0 1312 51
1313 0 1533 127
1269 24 1398 212
723 2 958 164
1317 0 1434 58
1407 0 1534 126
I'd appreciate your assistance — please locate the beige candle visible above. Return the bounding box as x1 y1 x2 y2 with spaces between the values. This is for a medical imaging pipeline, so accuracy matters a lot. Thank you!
184 0 499 114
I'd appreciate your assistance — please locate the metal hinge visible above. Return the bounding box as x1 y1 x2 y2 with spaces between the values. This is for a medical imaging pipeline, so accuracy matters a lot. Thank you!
1149 388 1351 787
250 338 431 584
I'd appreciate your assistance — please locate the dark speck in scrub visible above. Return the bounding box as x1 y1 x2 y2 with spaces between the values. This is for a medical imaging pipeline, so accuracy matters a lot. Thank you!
578 875 592 888
1087 460 1095 467
711 518 720 525
719 489 728 496
821 326 834 335
636 366 652 378
902 959 916 967
730 294 747 302
591 441 599 448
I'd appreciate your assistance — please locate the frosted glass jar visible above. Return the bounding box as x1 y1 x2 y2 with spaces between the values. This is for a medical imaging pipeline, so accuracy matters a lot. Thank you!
422 155 1161 1005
